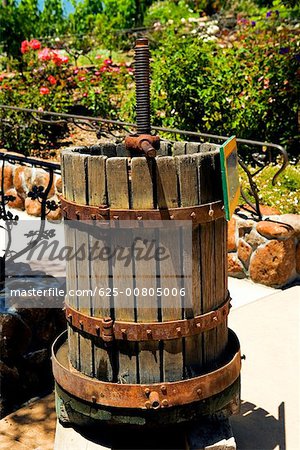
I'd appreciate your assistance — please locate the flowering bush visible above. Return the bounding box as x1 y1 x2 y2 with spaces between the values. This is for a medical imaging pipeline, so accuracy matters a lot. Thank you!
0 40 133 153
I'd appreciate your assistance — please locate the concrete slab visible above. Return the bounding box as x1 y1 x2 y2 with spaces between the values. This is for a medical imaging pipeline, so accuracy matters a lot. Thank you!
229 286 300 450
228 277 278 310
0 393 56 450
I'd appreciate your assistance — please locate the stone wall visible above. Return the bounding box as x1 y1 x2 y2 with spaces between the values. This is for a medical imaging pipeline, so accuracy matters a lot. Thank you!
228 206 300 287
0 161 62 220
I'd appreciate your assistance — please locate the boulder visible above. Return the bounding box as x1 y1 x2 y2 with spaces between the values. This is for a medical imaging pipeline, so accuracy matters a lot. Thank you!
256 221 294 240
249 239 295 287
237 238 252 269
32 169 55 197
46 195 62 221
25 197 42 216
55 176 62 194
0 164 13 191
270 214 300 238
228 217 237 252
5 187 25 210
296 242 300 274
244 228 267 248
13 166 32 197
227 253 246 279
0 313 32 358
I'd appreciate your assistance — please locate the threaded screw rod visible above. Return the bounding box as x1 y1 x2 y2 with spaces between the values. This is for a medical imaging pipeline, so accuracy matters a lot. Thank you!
134 38 151 135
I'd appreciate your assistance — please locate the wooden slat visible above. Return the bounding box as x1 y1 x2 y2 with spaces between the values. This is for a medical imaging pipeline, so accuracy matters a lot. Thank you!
185 142 200 154
176 153 202 378
197 151 223 370
62 151 79 370
106 157 137 383
72 153 93 377
156 156 183 381
131 157 160 383
87 155 114 381
173 141 186 156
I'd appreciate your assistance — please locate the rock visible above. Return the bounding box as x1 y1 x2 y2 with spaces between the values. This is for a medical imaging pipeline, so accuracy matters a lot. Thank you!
46 195 62 221
32 169 55 198
235 216 255 238
241 204 280 216
13 166 32 197
228 217 237 252
271 214 300 238
296 242 300 274
55 176 62 194
0 164 13 191
244 228 267 248
0 313 32 358
25 197 42 216
24 348 49 365
228 253 246 279
249 239 295 287
256 221 294 240
237 239 252 269
5 188 25 210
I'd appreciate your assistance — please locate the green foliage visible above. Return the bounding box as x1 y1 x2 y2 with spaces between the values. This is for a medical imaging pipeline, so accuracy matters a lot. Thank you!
239 163 300 213
144 0 198 26
136 19 299 156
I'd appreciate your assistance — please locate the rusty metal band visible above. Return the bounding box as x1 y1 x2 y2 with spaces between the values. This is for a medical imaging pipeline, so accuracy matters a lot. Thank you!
65 295 230 342
60 196 224 223
52 329 241 409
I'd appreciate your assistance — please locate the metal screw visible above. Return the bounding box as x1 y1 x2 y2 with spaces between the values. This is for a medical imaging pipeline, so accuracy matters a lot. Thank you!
144 388 150 396
162 399 168 407
161 385 167 394
197 388 202 396
135 38 151 135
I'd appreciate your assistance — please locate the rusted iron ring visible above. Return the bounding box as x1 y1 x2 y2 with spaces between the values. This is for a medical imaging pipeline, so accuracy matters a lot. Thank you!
52 329 241 409
60 196 224 224
65 294 230 342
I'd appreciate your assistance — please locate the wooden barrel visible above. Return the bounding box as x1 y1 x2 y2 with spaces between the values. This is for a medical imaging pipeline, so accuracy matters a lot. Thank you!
52 141 241 427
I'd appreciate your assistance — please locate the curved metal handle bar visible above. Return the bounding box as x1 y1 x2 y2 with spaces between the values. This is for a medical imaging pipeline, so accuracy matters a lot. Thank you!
0 104 289 186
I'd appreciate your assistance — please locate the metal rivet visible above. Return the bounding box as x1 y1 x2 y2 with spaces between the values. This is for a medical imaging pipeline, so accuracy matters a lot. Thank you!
161 385 167 394
79 320 84 329
91 396 97 403
196 322 201 328
95 325 100 336
213 316 218 322
121 328 127 338
197 388 202 396
209 209 214 217
146 329 152 338
113 215 119 220
144 388 150 396
67 314 72 322
145 401 151 409
91 214 96 220
137 216 143 221
162 399 168 407
190 212 196 218
170 215 175 220
176 326 181 336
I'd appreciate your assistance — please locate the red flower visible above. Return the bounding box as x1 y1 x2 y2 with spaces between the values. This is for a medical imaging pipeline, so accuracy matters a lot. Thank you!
52 51 69 66
48 75 57 85
29 39 41 50
21 40 30 54
38 48 53 61
103 58 112 65
40 87 50 95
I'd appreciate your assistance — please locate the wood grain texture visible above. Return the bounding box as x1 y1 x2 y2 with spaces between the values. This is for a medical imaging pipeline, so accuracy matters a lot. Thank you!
106 157 137 383
156 156 183 381
176 153 202 378
131 157 160 383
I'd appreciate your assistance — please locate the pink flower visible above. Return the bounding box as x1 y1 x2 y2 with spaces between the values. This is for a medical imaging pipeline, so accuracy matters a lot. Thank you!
29 39 41 50
100 66 107 72
48 75 57 85
78 76 85 81
103 58 112 65
38 48 53 61
82 92 88 97
96 55 102 59
40 87 50 95
21 40 30 54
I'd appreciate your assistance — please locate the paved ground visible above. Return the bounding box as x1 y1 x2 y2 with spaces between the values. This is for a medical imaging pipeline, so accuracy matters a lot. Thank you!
0 280 299 449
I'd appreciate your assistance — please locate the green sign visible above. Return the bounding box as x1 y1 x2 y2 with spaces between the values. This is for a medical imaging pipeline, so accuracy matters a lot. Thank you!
220 136 240 221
